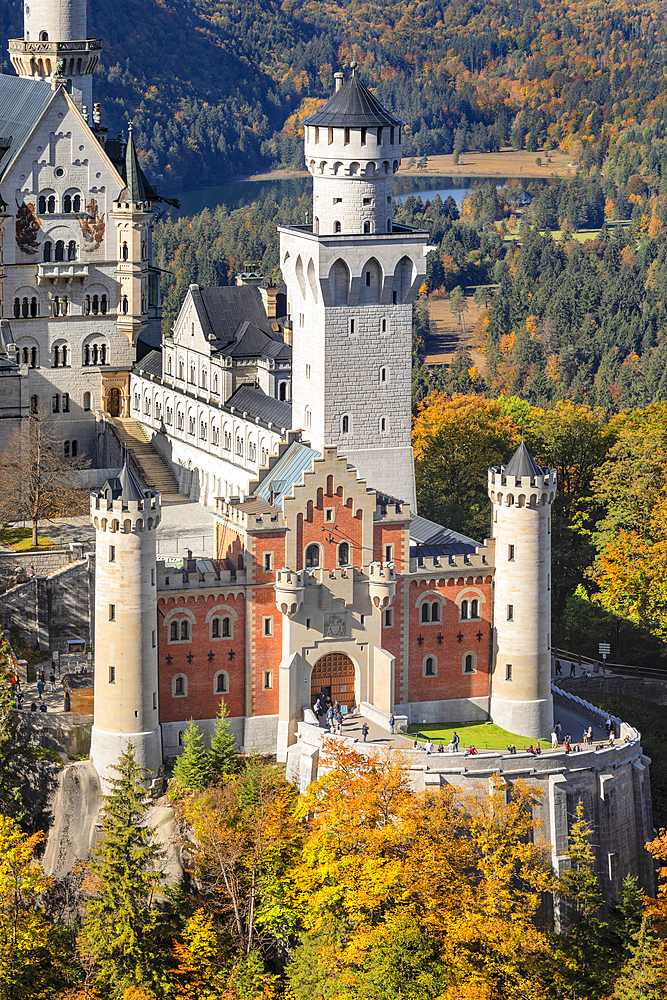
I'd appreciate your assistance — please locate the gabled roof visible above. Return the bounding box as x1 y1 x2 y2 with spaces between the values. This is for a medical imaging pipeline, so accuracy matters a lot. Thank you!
409 513 479 556
0 76 54 182
253 440 320 508
303 74 403 128
503 441 543 480
226 385 292 429
189 285 291 362
118 127 157 203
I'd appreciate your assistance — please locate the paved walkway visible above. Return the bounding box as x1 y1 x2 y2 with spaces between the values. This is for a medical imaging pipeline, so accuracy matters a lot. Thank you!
6 500 215 559
16 673 66 715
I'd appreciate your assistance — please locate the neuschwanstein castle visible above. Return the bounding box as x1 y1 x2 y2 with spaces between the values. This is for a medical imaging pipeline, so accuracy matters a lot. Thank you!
0 0 554 775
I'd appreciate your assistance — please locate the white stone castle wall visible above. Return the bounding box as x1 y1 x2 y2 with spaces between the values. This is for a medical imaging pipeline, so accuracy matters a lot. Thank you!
3 92 128 457
130 372 287 505
25 0 87 42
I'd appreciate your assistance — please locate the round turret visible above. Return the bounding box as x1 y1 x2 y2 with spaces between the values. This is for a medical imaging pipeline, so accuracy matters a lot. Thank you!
487 442 557 739
368 560 396 609
89 463 163 790
24 0 87 42
303 71 403 236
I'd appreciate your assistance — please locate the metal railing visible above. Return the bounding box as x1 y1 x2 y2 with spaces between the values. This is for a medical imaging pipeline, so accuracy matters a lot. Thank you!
552 646 667 681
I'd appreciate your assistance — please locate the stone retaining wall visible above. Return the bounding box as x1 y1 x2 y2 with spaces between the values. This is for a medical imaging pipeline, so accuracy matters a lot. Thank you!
0 543 87 583
558 674 667 706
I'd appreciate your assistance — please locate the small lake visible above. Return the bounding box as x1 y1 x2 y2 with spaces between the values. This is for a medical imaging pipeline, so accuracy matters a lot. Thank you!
173 174 510 218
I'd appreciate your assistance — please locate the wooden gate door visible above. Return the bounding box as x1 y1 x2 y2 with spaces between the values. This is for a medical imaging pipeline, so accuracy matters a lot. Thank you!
311 652 356 711
107 387 121 417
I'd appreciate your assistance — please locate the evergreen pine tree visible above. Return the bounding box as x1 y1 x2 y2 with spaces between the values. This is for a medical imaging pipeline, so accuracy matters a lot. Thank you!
208 698 238 783
172 718 211 792
80 742 165 994
553 799 614 996
613 916 667 999
614 874 645 952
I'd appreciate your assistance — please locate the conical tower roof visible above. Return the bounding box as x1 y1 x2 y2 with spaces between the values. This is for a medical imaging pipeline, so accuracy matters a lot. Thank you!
303 74 403 128
101 457 148 502
119 126 157 204
503 441 543 479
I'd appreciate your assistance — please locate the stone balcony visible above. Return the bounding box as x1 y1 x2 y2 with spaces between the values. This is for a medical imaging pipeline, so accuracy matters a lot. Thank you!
37 262 89 285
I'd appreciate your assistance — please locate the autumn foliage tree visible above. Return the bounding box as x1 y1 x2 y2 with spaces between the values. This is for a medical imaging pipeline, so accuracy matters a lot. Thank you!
0 419 87 547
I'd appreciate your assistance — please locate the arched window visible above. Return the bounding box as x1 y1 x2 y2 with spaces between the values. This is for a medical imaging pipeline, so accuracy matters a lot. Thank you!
471 599 479 619
30 297 37 317
421 603 429 623
21 297 28 317
30 347 37 367
334 221 341 233
55 239 64 262
170 621 178 640
122 241 128 260
380 366 387 383
338 542 349 566
464 653 475 673
83 392 91 411
180 620 189 640
38 196 46 214
211 618 220 638
47 195 55 214
279 381 287 401
122 296 128 314
215 671 229 694
40 31 48 41
222 617 230 637
30 395 38 414
380 417 386 433
431 602 440 622
305 544 320 568
13 298 19 318
22 347 28 364
342 415 349 433
363 221 370 234
424 657 436 676
91 294 99 315
67 240 77 261
174 675 186 696
461 600 468 620
100 294 108 314
43 241 51 262
73 194 81 213
64 441 70 458
53 346 60 367
63 194 72 213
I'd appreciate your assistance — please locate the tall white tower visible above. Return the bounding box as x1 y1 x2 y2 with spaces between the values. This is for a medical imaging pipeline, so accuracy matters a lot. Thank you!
488 442 557 739
9 0 101 111
279 68 427 507
89 463 163 790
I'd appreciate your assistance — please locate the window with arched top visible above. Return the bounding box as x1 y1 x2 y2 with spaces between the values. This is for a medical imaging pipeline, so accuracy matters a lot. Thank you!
305 544 320 569
461 600 468 620
47 195 55 214
67 240 77 261
55 240 65 262
341 414 350 434
215 671 229 694
38 196 46 214
471 599 479 619
463 652 477 674
173 674 187 697
334 221 342 233
180 620 189 640
423 656 437 677
43 241 51 262
63 194 72 213
420 600 441 623
338 542 350 566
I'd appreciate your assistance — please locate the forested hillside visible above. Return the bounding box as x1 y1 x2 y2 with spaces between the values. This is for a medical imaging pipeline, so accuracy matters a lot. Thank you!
5 0 667 191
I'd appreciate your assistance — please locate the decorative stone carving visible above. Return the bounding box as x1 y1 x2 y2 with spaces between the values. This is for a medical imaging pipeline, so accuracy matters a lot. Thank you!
323 613 346 638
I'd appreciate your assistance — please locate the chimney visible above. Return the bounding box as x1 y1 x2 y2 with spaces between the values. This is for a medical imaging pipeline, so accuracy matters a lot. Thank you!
334 72 344 93
260 285 278 320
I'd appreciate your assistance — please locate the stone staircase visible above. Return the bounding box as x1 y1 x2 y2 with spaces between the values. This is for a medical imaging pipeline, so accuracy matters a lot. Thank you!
110 418 189 505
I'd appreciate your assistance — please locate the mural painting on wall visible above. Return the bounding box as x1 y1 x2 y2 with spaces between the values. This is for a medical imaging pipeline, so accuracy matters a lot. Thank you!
15 200 41 254
79 198 105 252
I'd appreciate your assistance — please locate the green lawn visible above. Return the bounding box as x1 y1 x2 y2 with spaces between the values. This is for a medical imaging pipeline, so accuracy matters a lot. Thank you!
406 721 551 751
1 527 54 551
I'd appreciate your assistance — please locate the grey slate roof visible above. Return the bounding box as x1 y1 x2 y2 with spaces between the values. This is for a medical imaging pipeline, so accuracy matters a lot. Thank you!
226 385 292 429
254 439 321 508
101 458 149 504
303 75 403 128
190 285 291 362
0 76 53 181
503 441 543 479
134 349 162 377
409 513 480 557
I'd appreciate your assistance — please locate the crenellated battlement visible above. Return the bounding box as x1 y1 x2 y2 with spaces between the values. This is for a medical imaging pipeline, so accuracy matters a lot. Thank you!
90 490 161 531
488 466 557 493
